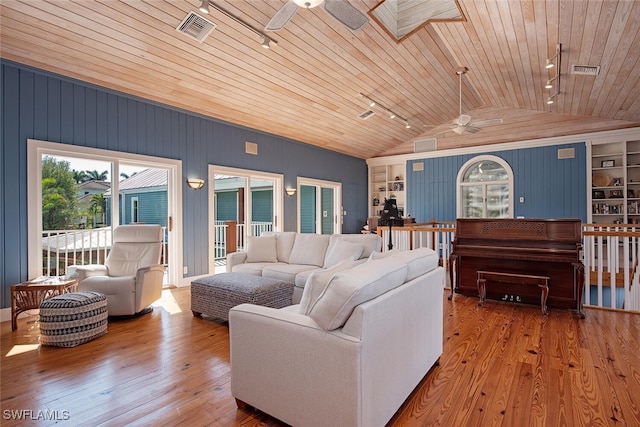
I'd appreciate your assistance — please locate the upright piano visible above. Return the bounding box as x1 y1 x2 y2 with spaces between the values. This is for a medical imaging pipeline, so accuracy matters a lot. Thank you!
450 218 585 316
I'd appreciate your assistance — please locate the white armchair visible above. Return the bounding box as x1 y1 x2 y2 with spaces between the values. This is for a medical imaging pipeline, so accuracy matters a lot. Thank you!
76 224 165 316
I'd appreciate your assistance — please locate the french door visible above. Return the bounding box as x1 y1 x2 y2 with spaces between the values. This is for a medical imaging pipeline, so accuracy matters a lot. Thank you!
208 165 283 273
297 178 342 234
27 139 182 286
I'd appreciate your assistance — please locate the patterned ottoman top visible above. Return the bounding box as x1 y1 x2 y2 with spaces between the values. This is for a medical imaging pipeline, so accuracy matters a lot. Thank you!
192 273 290 294
40 291 106 309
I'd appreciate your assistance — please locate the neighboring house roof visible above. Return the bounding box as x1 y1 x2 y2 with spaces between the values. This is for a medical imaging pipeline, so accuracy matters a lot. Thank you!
104 168 167 196
78 180 111 192
42 227 112 253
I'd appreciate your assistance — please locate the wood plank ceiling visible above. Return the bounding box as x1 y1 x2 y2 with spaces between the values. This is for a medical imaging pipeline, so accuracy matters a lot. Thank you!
1 0 639 159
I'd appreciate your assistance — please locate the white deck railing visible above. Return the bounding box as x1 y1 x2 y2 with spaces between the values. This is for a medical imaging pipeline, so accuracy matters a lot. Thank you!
213 221 273 260
41 226 168 277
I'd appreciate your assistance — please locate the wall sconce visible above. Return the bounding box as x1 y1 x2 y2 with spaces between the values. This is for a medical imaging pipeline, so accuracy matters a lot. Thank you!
285 188 297 196
187 178 205 190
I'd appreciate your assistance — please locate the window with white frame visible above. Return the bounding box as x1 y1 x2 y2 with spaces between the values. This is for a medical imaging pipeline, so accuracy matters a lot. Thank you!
457 155 514 218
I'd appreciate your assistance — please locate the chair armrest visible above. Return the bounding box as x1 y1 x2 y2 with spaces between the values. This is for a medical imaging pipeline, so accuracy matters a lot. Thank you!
134 264 165 312
226 252 247 272
74 264 108 282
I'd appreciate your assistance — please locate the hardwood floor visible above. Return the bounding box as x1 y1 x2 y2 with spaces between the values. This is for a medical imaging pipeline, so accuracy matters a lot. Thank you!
2 287 639 426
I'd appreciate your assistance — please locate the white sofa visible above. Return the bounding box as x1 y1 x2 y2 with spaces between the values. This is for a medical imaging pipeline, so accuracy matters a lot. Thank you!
226 232 382 303
229 247 444 427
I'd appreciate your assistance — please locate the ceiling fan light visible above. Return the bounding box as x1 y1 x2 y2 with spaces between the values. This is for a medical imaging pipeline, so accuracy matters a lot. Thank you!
199 0 209 14
292 0 324 8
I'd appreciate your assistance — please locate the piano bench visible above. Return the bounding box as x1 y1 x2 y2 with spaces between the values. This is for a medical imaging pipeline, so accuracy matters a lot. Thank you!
476 270 550 315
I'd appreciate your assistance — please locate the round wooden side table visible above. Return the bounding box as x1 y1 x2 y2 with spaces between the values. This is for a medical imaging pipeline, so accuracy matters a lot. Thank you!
11 278 79 330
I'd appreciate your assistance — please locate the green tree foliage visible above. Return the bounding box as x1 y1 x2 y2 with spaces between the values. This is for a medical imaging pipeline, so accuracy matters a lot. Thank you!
42 157 78 230
86 170 108 181
72 169 89 183
88 193 107 227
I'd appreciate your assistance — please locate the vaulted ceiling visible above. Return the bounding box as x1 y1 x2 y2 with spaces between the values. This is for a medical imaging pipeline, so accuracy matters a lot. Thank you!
1 0 639 159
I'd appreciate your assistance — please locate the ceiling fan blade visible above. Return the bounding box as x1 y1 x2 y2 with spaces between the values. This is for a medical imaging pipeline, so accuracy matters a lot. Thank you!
470 118 503 128
323 0 369 30
451 126 466 135
466 126 481 134
265 0 299 31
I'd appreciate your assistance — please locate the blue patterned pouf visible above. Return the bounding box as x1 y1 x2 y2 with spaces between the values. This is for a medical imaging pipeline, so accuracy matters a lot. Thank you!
39 291 108 347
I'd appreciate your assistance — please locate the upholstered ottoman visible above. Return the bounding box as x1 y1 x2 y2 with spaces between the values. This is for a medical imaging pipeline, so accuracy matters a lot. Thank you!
191 273 293 321
39 291 108 347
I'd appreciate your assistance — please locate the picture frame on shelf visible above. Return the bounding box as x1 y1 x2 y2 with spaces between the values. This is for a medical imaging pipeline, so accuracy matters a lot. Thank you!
593 190 606 199
610 189 623 198
601 159 615 168
628 189 636 198
613 177 622 186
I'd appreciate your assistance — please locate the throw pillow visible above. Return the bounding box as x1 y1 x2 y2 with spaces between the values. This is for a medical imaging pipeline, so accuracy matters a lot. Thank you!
245 235 278 263
298 259 356 314
288 234 330 267
307 257 408 330
323 240 364 269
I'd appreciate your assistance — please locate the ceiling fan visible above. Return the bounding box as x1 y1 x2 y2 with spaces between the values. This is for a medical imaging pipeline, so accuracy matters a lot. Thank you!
265 0 369 32
450 67 503 135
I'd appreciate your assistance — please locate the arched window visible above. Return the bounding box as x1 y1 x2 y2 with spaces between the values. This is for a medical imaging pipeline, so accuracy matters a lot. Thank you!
456 155 514 218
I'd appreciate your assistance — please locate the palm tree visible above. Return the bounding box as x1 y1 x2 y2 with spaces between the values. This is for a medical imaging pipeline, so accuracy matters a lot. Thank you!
88 193 107 227
72 169 89 183
86 170 108 181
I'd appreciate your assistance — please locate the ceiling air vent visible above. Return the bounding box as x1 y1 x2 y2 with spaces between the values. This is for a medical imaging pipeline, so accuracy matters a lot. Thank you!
571 65 600 76
414 137 437 153
358 110 375 120
177 12 216 43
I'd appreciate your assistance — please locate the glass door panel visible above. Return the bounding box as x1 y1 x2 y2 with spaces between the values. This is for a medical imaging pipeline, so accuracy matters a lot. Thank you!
300 185 317 233
321 188 334 235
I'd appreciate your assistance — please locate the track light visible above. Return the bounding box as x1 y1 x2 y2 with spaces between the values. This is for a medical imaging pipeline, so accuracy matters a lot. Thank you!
199 0 209 14
544 44 561 105
358 93 410 129
544 75 558 89
261 36 272 49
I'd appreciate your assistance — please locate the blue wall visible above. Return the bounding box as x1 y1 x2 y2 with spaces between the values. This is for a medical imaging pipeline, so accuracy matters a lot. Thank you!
0 60 368 308
406 143 587 222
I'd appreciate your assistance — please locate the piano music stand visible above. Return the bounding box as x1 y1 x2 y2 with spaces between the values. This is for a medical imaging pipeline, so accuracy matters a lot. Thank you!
378 198 400 250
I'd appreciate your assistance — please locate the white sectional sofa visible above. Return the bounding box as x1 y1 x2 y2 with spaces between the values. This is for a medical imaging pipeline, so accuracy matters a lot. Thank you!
226 232 383 303
229 247 444 427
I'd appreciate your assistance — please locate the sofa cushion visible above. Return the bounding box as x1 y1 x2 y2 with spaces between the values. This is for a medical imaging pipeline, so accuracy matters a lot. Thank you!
299 260 357 315
371 247 438 281
232 262 286 277
332 233 382 258
323 239 364 269
263 264 319 284
245 235 278 263
288 234 330 267
263 231 297 263
307 257 408 330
